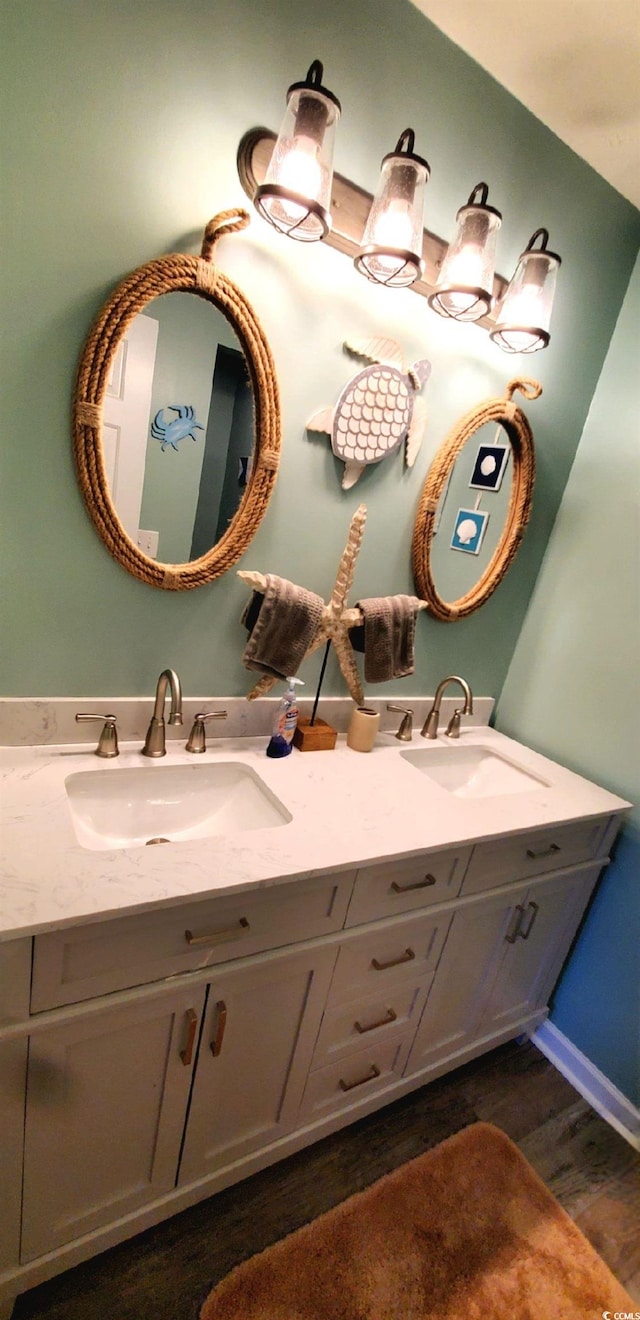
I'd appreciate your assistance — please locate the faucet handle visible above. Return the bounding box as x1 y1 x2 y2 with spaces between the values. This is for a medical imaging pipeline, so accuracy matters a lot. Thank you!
386 704 414 742
185 711 228 754
75 713 119 758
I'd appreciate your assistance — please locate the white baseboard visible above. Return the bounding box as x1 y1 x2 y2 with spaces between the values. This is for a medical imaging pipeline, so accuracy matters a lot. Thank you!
533 1020 640 1150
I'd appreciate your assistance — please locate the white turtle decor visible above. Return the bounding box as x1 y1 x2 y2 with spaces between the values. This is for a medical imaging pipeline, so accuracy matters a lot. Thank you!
307 337 431 489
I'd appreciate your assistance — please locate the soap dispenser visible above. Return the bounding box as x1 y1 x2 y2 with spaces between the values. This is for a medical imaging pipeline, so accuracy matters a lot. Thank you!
266 677 304 758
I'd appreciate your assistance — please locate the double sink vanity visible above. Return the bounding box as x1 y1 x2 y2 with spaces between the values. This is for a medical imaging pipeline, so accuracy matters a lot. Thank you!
0 697 629 1312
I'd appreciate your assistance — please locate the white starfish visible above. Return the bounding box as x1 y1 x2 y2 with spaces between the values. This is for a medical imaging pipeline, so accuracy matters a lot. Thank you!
238 505 368 703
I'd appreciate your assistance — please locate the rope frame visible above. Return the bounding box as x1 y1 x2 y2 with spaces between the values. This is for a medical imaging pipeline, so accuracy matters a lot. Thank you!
73 209 281 590
412 377 540 621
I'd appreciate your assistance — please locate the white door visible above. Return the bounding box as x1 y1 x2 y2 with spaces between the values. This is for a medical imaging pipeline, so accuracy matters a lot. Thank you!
178 946 336 1185
403 886 529 1076
0 1039 27 1270
483 868 599 1031
101 313 158 544
21 984 205 1261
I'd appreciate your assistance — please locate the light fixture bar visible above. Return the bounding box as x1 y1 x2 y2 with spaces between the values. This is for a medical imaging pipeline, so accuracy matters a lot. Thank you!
237 128 508 327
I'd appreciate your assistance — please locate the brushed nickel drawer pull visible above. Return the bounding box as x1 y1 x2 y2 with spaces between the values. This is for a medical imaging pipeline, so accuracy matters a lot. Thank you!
185 917 250 946
520 901 539 940
505 905 526 944
354 1008 397 1034
210 1000 227 1057
526 842 561 860
390 874 436 893
339 1064 381 1092
371 947 415 972
179 1009 198 1066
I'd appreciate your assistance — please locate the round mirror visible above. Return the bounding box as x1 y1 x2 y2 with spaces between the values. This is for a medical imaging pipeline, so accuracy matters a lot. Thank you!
73 210 281 590
412 378 540 620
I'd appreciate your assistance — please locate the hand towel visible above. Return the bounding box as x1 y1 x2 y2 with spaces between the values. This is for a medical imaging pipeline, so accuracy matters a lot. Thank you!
241 574 324 680
351 595 423 683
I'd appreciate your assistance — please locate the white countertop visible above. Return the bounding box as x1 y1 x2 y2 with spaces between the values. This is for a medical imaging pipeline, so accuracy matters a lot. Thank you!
0 726 629 941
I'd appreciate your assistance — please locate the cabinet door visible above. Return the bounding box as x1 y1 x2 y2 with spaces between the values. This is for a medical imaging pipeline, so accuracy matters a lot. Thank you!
178 945 336 1186
483 867 600 1032
403 887 528 1076
0 1040 28 1271
21 984 206 1261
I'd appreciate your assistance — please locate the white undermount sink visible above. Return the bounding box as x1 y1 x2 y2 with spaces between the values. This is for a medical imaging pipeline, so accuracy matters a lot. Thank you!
65 761 292 851
401 744 549 798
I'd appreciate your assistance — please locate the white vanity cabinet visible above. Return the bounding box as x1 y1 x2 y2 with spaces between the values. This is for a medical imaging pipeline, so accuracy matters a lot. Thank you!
17 872 353 1266
0 807 624 1314
20 942 338 1260
404 862 600 1077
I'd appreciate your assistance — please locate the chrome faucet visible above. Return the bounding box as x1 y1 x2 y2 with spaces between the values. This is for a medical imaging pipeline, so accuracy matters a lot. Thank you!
421 675 473 740
141 668 183 757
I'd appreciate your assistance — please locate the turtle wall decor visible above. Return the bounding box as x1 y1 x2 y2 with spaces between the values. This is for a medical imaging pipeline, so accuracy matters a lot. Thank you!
307 337 431 490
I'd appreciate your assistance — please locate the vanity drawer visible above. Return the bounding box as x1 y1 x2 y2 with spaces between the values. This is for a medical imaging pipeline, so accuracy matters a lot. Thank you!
327 910 451 1009
312 976 432 1069
345 846 472 927
30 871 355 1011
299 1038 407 1124
461 818 608 896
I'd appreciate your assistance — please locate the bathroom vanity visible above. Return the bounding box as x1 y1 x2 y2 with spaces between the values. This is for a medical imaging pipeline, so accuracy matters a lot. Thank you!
0 721 629 1312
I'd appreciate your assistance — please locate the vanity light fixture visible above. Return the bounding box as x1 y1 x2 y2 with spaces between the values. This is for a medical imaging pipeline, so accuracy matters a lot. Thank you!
239 82 560 353
428 182 502 321
252 60 341 242
354 129 430 288
490 228 562 353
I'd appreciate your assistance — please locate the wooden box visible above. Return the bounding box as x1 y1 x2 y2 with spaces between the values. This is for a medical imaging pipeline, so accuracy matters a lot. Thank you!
293 717 338 752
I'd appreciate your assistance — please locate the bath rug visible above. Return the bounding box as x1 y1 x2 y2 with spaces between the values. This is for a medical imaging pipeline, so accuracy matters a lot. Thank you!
200 1119 636 1319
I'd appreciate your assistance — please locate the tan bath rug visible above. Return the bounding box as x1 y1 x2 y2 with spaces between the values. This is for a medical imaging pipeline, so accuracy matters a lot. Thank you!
200 1120 636 1319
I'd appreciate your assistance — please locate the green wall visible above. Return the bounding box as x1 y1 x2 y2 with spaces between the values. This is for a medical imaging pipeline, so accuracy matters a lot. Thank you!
496 256 640 1105
1 0 639 700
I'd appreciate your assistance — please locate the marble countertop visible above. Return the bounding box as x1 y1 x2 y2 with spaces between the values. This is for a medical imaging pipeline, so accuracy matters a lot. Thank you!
0 726 629 941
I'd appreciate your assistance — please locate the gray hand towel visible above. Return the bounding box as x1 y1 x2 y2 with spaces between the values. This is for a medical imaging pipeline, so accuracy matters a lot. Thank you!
353 595 423 684
241 574 324 680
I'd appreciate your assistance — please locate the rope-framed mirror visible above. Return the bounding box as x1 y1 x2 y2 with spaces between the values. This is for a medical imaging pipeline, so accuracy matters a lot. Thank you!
412 378 540 621
73 209 281 590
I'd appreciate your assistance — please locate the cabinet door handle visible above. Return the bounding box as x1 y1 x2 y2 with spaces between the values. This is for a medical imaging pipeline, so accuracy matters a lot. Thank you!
519 901 539 940
179 1009 198 1066
210 1000 228 1057
505 905 526 944
526 842 560 860
185 917 250 946
354 1008 397 1034
339 1064 381 1092
371 947 415 972
505 901 540 943
390 874 436 893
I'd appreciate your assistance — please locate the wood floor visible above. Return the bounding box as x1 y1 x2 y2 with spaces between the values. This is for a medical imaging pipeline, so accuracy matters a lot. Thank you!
13 1040 640 1319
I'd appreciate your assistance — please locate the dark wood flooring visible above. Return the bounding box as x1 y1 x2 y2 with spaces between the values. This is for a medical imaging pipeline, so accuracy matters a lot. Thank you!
13 1041 640 1319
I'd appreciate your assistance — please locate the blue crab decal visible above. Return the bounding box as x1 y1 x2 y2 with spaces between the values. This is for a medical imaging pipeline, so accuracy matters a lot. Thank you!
151 404 204 452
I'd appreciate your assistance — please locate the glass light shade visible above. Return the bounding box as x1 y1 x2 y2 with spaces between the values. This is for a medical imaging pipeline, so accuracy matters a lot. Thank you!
354 129 429 288
490 229 561 353
429 183 502 321
253 60 341 242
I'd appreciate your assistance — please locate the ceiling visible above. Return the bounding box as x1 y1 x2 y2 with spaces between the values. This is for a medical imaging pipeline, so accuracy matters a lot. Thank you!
410 0 640 209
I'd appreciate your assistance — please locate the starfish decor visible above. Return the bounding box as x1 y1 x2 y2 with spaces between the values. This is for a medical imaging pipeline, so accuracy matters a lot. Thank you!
238 504 369 703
